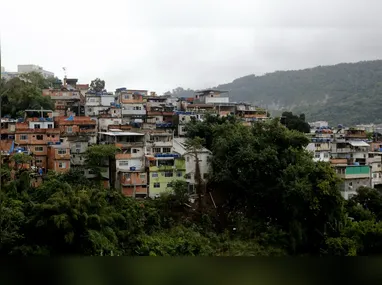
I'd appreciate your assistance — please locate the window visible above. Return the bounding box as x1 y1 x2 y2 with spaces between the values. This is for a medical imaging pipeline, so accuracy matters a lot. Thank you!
164 172 173 177
314 154 320 158
177 172 182 177
119 161 129 166
76 143 81 148
34 124 41 129
167 183 172 187
76 149 81 154
35 146 44 152
132 149 138 154
140 174 145 179
20 135 28 140
35 159 43 164
187 157 190 162
67 126 73 133
324 153 329 158
152 172 158 178
48 124 53 129
58 149 66 155
36 135 43 140
153 147 161 153
58 162 66 168
88 170 96 175
162 148 171 153
153 182 160 188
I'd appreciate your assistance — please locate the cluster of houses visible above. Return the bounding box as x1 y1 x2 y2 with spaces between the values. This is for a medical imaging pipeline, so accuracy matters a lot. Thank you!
307 121 382 199
0 76 269 198
2 73 380 201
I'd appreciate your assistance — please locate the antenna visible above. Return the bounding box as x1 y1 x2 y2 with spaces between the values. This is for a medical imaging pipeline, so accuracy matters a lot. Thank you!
62 67 67 86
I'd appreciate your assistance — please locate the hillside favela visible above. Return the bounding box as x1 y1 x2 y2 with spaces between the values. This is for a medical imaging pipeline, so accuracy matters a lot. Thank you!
2 60 382 258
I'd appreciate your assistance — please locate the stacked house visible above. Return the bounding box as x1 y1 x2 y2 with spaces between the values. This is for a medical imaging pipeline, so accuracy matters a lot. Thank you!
307 123 382 200
1 82 272 199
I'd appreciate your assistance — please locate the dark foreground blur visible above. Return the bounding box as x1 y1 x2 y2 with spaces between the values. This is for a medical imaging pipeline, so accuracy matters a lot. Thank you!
1 258 381 285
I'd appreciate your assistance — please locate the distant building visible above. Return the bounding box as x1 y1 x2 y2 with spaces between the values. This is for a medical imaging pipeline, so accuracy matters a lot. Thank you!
1 66 4 72
17 64 54 78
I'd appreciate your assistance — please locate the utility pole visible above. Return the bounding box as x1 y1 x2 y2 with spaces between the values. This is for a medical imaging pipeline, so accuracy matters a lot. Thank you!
0 39 9 193
0 39 3 193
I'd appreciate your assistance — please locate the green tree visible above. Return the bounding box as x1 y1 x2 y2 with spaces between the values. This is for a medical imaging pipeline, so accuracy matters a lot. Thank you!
84 145 120 183
0 72 54 118
206 118 344 254
281 111 311 133
90 78 105 93
184 137 206 211
11 153 33 170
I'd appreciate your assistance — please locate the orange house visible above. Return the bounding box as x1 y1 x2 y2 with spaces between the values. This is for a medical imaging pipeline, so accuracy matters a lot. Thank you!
15 122 61 171
47 143 71 173
54 116 97 138
120 172 148 197
119 90 147 104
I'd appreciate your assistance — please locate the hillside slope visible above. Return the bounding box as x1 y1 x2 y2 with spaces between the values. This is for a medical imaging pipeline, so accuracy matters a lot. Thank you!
168 60 382 126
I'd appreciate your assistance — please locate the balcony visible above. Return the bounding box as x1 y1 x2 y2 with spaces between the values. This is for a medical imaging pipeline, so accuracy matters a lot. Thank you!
148 141 173 147
79 128 97 134
122 109 146 116
337 165 371 179
149 165 175 172
333 147 368 153
55 153 71 160
115 141 144 148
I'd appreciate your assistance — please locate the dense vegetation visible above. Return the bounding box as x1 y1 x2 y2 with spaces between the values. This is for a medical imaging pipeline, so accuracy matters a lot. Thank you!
0 72 55 118
167 60 382 126
1 115 382 256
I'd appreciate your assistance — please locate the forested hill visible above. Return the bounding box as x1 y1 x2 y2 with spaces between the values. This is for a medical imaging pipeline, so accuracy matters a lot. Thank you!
167 60 382 126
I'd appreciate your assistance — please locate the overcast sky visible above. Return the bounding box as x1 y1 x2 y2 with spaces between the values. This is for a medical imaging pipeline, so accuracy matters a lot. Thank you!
1 0 382 93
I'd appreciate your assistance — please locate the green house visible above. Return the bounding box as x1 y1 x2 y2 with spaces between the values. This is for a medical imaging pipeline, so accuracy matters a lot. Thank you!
147 154 186 198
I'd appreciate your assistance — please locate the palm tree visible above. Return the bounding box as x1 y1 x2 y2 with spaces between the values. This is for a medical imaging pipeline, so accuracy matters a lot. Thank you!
184 137 206 211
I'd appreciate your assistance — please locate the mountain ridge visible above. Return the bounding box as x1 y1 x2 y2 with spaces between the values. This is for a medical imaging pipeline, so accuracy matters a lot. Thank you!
168 60 382 126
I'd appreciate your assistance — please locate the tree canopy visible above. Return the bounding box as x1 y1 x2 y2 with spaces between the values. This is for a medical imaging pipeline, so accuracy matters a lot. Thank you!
1 116 382 256
90 78 105 93
0 72 54 118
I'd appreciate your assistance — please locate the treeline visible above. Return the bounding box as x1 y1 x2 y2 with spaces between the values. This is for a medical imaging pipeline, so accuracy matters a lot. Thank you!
0 72 56 118
1 115 382 255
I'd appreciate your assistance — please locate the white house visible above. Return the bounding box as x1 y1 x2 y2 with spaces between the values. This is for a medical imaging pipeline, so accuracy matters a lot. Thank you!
173 137 212 193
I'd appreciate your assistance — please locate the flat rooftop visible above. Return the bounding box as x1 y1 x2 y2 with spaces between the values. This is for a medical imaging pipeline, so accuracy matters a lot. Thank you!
195 89 229 94
98 131 144 136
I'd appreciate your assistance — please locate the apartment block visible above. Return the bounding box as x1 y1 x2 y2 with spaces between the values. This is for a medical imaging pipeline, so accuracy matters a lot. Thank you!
54 115 97 171
146 153 186 198
98 130 147 196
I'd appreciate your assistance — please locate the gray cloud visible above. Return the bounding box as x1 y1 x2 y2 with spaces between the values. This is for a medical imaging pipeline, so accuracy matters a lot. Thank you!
2 0 382 93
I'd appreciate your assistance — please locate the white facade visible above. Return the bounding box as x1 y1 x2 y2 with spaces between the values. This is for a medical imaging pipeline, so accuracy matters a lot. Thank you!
121 104 146 116
204 97 230 104
98 118 122 132
17 64 54 78
117 157 144 171
367 154 382 188
309 121 329 129
173 138 212 187
29 121 54 129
